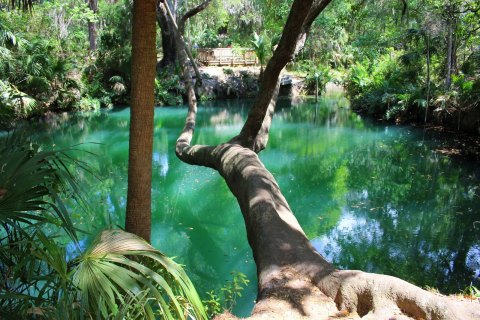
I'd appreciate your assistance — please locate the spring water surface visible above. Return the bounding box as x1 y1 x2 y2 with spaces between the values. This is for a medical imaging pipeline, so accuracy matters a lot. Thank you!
19 92 480 316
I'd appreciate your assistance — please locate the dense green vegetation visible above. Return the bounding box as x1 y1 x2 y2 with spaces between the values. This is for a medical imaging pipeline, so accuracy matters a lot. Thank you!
334 0 480 127
0 136 207 319
1 0 479 129
0 0 132 128
186 0 480 126
1 0 479 318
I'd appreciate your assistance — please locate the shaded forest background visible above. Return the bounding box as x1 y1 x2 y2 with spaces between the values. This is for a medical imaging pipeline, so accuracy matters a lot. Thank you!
1 0 479 132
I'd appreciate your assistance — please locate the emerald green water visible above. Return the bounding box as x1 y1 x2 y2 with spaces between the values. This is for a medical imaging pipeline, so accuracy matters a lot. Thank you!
17 92 480 315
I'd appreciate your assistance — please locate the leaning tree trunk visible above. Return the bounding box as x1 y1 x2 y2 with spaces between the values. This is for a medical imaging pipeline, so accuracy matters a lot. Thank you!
160 0 210 84
171 0 480 318
157 0 178 69
125 0 157 242
157 0 211 72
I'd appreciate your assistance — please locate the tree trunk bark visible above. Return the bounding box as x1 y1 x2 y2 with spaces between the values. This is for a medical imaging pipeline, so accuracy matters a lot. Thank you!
87 0 98 51
172 0 480 318
425 34 431 124
446 18 453 91
445 5 458 91
451 25 458 75
125 0 157 242
157 0 178 69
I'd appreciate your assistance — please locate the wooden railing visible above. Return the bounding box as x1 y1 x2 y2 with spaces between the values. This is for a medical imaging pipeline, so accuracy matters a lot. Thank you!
196 48 258 66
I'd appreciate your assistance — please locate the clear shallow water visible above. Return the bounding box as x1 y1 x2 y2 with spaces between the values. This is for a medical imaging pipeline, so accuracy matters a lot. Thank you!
14 92 480 316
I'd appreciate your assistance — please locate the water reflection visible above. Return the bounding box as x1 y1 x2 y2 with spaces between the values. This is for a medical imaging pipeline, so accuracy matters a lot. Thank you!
267 97 480 293
153 152 169 177
8 92 480 316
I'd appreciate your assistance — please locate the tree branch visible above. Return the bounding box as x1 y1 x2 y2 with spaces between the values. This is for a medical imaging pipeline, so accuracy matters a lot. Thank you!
230 0 332 152
304 0 334 33
179 0 212 30
168 1 216 168
161 0 204 86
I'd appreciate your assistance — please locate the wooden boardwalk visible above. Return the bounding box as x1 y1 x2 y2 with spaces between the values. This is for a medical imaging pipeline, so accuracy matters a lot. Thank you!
196 48 258 66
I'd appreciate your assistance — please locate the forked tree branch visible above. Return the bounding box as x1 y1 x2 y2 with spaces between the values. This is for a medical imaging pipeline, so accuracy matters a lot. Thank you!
230 0 332 152
180 0 212 30
161 0 208 86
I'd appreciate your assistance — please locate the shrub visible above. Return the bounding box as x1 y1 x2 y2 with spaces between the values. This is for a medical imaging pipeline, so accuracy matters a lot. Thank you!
344 49 427 120
75 96 101 111
155 72 185 106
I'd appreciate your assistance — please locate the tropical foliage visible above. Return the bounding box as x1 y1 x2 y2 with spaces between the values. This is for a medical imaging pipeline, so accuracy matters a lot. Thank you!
0 137 206 319
2 0 478 130
72 230 206 319
330 0 480 125
251 32 268 74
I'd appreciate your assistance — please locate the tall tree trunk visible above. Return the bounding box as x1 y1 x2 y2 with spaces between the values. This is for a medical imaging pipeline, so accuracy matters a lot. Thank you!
451 26 458 74
445 5 458 91
87 0 98 52
157 0 178 69
446 17 453 91
125 0 157 242
425 34 431 124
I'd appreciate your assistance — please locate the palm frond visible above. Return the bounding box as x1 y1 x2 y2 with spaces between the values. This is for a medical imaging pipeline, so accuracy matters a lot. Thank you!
109 75 126 94
72 229 207 320
0 23 18 48
26 75 51 92
0 136 84 241
108 75 125 84
0 47 13 68
251 32 268 66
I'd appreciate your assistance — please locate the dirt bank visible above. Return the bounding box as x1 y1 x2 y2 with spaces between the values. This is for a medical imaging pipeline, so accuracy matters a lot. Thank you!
197 66 307 99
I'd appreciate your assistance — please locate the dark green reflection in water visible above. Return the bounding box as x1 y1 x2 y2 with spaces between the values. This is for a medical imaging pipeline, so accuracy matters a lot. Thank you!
14 92 480 316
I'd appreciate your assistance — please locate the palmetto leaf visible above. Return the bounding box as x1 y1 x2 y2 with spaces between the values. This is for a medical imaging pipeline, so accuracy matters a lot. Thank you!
0 83 40 119
109 75 126 94
0 23 18 48
72 229 207 320
0 46 13 65
112 82 126 94
26 75 51 92
0 136 83 241
0 139 206 319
